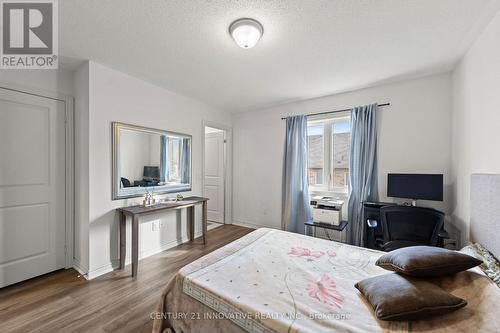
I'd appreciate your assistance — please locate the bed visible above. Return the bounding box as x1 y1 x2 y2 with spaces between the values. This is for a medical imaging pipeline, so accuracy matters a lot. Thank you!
153 174 500 333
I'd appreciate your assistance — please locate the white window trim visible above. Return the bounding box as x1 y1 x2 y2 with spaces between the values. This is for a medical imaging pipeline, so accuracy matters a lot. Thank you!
308 112 350 194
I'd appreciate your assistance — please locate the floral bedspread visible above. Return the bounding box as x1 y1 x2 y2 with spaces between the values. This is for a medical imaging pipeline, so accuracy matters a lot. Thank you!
182 228 407 332
155 228 500 333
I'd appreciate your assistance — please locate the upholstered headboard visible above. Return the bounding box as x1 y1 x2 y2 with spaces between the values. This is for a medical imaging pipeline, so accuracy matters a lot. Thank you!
470 174 500 259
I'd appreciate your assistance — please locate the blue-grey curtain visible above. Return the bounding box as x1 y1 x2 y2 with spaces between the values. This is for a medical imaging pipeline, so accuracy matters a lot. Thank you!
160 135 168 182
282 115 311 234
180 138 190 184
348 104 379 246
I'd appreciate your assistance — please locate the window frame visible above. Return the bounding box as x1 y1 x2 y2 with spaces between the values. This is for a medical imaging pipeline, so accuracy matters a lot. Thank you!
167 137 182 183
307 112 351 194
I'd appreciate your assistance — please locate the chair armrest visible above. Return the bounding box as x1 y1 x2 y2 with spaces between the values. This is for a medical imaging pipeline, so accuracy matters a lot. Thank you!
438 229 449 239
381 240 423 252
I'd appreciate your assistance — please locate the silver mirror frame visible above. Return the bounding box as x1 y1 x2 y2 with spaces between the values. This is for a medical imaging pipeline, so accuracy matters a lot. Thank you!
111 122 192 200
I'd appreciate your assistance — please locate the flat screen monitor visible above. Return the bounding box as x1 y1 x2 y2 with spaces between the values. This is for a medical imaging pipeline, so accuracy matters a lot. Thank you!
387 173 443 201
143 166 160 180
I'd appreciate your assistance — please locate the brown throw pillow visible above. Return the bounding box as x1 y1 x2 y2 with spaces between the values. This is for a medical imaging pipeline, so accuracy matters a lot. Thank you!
376 246 482 277
355 273 467 321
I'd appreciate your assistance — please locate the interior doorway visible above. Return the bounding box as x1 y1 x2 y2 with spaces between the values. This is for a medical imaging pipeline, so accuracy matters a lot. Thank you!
203 126 227 229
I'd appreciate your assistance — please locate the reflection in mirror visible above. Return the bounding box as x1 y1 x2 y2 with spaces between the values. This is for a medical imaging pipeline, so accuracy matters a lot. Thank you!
112 122 191 200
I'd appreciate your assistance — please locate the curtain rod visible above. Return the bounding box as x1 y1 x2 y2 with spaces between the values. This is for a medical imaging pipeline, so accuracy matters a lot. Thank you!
280 102 391 120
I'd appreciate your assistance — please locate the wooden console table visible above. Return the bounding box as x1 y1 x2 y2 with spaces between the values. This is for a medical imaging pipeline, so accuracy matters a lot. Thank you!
117 196 208 277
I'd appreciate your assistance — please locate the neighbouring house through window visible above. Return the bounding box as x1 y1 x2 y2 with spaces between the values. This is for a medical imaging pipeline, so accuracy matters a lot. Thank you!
307 115 351 193
168 137 181 182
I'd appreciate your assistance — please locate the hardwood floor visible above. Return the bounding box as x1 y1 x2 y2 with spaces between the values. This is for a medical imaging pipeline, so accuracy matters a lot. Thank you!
0 225 253 333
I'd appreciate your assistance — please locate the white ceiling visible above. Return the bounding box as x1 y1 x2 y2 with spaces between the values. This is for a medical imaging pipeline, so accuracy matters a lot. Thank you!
60 0 500 112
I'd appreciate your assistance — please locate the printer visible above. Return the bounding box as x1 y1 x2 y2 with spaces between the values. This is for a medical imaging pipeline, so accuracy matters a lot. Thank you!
310 196 344 226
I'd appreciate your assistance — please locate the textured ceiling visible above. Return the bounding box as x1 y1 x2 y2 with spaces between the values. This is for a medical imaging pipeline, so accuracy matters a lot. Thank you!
60 0 500 112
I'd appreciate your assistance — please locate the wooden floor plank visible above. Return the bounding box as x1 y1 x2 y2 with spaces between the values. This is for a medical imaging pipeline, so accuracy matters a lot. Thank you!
0 225 253 333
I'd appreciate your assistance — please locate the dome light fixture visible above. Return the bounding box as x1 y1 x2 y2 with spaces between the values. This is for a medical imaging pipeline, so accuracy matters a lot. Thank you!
229 18 264 49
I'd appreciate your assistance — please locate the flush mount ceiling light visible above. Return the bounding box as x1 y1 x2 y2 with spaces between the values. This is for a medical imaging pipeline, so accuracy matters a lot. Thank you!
229 18 264 49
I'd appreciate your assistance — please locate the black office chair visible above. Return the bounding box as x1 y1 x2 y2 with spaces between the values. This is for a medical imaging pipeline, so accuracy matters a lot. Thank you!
379 206 444 252
121 177 132 188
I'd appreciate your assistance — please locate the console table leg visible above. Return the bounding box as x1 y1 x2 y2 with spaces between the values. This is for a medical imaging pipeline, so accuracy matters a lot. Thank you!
132 215 139 277
188 206 195 242
119 213 126 269
202 201 207 245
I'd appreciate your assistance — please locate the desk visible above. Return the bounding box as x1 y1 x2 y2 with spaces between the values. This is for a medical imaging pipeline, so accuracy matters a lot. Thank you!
117 196 208 277
304 220 348 243
133 179 160 187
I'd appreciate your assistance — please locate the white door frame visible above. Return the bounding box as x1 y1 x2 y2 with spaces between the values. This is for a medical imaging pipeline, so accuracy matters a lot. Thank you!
202 120 232 225
0 82 75 269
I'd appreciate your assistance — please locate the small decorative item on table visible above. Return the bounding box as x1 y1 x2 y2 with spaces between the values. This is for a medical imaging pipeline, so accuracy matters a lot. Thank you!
176 194 184 202
143 190 156 207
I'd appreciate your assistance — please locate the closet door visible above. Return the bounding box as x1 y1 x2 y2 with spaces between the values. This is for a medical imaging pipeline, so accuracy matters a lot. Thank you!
0 88 66 288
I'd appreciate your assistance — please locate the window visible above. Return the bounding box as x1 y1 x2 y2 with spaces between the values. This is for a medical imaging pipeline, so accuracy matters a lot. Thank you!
332 118 350 190
307 123 324 186
307 115 351 192
168 137 181 182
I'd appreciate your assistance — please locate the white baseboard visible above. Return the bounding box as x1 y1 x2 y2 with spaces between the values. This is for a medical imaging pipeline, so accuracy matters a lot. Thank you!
87 262 115 280
207 222 224 230
72 258 89 279
232 219 278 230
87 231 203 280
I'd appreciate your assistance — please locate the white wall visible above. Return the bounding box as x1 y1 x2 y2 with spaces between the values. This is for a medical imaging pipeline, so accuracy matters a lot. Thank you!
73 62 90 274
0 69 74 97
149 134 161 166
233 74 453 233
87 61 232 278
119 130 158 181
451 10 500 246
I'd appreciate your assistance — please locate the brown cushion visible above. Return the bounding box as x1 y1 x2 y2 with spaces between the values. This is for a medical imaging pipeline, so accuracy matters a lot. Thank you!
355 273 467 321
376 246 482 277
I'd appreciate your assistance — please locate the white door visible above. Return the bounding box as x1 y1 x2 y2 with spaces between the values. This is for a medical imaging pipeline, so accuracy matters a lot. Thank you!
204 131 224 223
0 88 66 288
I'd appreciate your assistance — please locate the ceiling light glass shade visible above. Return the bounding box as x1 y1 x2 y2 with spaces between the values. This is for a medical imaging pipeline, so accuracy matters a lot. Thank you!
229 18 264 49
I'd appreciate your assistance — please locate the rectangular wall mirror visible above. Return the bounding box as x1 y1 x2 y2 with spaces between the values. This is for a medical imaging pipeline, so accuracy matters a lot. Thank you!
112 122 192 200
